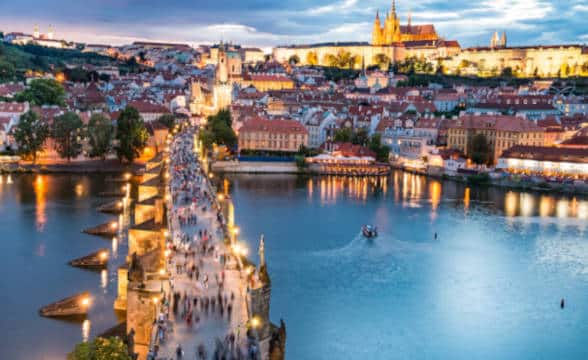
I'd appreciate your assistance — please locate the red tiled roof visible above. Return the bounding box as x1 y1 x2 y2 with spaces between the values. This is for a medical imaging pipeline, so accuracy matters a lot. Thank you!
450 115 544 132
240 117 307 135
128 101 170 114
501 145 588 164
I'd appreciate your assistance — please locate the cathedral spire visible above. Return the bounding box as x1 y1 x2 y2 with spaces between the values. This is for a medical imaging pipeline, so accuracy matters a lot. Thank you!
392 0 396 16
408 10 412 29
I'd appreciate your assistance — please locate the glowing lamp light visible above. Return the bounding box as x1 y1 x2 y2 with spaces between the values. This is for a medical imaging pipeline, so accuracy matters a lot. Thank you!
80 297 91 307
99 251 108 260
117 201 123 207
232 227 240 236
159 268 166 276
217 194 225 201
245 266 254 275
152 297 159 304
124 173 132 180
209 173 214 179
250 317 261 329
110 222 118 229
164 230 169 237
164 249 171 257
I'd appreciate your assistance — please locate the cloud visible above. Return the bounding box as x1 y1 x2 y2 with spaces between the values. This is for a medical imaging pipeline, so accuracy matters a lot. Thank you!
0 0 584 47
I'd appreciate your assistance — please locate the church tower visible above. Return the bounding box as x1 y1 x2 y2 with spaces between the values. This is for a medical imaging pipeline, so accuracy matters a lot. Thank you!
500 31 507 48
383 0 401 43
372 10 383 45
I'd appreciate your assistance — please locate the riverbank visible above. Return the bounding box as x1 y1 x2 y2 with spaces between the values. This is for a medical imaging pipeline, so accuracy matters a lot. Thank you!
398 166 588 197
214 160 588 196
0 159 145 174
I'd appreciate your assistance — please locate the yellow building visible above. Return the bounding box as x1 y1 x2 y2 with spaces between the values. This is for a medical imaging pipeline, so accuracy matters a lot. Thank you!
238 117 308 152
240 73 295 92
372 1 439 45
447 115 545 164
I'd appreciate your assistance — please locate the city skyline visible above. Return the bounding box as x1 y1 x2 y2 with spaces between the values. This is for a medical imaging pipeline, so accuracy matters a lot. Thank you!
1 0 587 48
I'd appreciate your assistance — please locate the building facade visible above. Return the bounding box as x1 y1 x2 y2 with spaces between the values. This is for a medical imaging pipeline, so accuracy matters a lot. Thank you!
447 115 545 164
238 117 308 152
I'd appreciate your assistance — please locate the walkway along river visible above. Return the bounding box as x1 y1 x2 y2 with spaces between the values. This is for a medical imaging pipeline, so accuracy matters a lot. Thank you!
117 125 286 360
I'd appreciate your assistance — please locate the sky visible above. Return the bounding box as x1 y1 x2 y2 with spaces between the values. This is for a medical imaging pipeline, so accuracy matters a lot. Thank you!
0 0 587 49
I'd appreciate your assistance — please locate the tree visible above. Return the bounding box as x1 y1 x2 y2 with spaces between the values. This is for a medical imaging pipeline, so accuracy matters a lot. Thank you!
352 128 369 146
373 53 390 70
115 106 149 163
306 51 318 66
16 78 65 106
470 133 490 165
368 133 390 162
323 54 337 67
333 128 353 143
157 114 176 130
87 113 114 160
13 110 49 163
68 337 132 360
0 60 15 81
288 55 300 65
52 111 84 162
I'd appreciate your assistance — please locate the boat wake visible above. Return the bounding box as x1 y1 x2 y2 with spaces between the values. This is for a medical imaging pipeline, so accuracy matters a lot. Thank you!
312 232 432 259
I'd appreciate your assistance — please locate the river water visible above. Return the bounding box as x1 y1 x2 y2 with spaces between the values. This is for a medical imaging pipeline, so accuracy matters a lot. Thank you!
1 172 588 359
0 174 129 360
221 172 588 360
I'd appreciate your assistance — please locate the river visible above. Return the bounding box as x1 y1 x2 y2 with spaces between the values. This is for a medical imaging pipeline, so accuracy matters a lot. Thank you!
1 171 588 359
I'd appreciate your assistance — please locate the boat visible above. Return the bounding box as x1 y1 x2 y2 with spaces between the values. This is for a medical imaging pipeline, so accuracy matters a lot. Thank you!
362 225 378 238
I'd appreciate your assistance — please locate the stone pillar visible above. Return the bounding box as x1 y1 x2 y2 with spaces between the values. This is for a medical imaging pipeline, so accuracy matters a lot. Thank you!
154 199 163 224
126 289 157 360
249 284 272 340
114 267 128 311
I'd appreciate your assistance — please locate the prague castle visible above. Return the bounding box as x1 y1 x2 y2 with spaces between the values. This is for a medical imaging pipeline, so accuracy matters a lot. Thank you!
372 1 439 45
272 0 588 78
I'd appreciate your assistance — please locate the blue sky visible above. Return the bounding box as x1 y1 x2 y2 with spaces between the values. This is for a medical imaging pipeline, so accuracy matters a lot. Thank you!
0 0 587 48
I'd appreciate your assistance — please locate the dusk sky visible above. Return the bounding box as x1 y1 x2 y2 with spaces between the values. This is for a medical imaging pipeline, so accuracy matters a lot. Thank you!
1 0 587 48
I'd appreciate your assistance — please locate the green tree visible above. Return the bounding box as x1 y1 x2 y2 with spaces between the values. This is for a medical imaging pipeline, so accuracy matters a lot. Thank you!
352 128 369 146
115 106 149 163
373 53 390 71
13 110 49 163
52 111 84 161
87 113 114 160
306 51 318 66
157 114 176 130
0 60 15 81
333 128 353 143
16 78 65 106
68 337 132 360
288 55 300 65
501 67 513 77
470 133 490 165
324 54 337 67
368 133 390 162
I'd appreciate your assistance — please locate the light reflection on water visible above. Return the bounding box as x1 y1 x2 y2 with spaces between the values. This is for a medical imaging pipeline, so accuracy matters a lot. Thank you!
221 171 588 360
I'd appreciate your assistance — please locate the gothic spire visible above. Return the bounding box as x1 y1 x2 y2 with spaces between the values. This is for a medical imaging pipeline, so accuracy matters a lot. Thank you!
392 0 396 15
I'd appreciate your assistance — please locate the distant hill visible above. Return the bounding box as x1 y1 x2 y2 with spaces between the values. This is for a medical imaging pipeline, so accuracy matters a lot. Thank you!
0 42 117 81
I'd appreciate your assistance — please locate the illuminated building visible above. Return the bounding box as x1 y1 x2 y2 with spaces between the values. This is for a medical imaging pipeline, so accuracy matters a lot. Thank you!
238 117 308 152
371 0 440 45
447 115 544 165
498 145 588 178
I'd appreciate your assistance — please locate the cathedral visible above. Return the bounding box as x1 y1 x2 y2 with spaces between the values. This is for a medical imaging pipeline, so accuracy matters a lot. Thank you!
372 0 439 45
